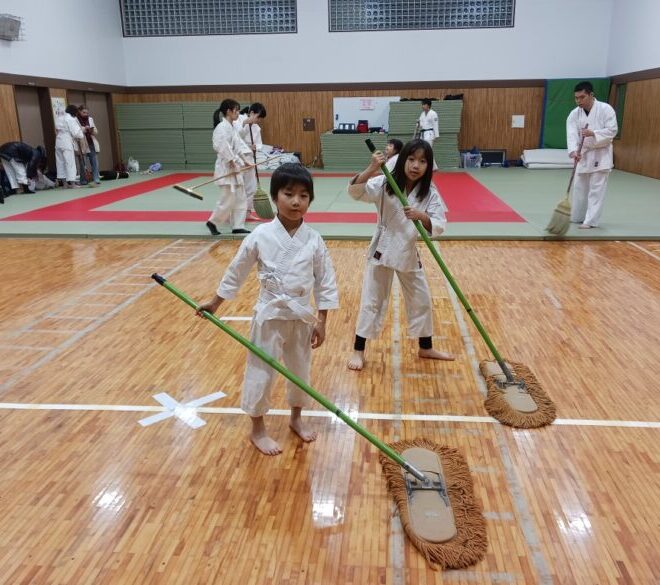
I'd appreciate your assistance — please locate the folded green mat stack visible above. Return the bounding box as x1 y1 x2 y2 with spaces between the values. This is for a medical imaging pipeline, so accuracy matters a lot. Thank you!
320 133 389 171
387 100 463 169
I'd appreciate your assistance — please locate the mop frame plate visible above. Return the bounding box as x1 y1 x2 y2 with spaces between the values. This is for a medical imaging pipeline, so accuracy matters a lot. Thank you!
401 447 457 543
480 360 538 413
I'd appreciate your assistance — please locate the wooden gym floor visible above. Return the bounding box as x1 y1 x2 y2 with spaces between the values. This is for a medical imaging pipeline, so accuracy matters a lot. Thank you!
0 238 658 584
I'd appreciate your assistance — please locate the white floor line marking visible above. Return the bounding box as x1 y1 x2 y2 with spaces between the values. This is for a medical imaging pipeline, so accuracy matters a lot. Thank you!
0 402 657 428
0 344 54 351
218 316 252 322
627 241 660 261
45 315 99 321
0 240 215 396
138 391 226 428
443 273 554 585
81 292 133 297
543 287 563 310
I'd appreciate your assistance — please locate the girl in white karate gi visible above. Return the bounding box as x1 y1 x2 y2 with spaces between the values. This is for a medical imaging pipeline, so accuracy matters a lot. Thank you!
347 139 454 371
206 99 251 236
197 163 339 455
235 103 267 219
567 81 618 229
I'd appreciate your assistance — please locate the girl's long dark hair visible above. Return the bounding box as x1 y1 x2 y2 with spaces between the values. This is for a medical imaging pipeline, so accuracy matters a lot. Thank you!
386 139 434 201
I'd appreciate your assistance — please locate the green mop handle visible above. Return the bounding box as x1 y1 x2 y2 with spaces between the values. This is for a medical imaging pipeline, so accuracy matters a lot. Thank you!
150 274 429 483
365 139 515 384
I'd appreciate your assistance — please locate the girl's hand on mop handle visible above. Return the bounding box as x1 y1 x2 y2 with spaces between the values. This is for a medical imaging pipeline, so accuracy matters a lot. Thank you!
195 295 223 318
370 151 386 171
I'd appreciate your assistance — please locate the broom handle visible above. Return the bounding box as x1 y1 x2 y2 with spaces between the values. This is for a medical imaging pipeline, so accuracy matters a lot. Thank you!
365 139 516 383
566 124 588 196
248 124 260 183
150 274 429 483
192 154 282 190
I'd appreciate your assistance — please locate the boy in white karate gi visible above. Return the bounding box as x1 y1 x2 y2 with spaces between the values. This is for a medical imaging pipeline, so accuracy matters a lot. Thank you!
567 81 618 229
235 103 267 220
206 99 251 236
197 163 339 455
347 139 454 371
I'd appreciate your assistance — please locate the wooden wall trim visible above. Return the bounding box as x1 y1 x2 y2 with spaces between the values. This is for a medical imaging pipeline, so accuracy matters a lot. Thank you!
0 72 124 93
124 79 546 93
611 67 660 84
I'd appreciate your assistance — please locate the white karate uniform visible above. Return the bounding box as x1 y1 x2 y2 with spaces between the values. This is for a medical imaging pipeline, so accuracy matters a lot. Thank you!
418 110 439 144
217 218 339 417
0 158 27 189
55 114 84 182
567 99 618 227
234 115 264 211
348 174 447 339
208 118 251 229
385 154 398 172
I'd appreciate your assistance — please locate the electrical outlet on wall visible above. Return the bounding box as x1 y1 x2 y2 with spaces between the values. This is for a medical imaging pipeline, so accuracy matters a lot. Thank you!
303 118 315 131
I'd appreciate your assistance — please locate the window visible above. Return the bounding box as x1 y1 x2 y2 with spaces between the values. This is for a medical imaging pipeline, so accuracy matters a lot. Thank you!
328 0 515 32
120 0 297 37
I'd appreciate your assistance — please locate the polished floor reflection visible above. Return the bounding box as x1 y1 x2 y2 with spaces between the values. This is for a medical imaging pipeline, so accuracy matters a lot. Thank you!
0 238 658 584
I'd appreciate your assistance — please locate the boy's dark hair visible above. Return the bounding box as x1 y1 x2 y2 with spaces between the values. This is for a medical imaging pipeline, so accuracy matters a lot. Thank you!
421 98 432 107
65 104 79 116
387 139 434 202
574 81 594 94
388 138 403 154
270 163 314 202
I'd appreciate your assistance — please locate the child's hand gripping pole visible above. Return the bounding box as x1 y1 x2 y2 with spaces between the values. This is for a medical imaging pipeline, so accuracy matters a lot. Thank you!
364 139 518 386
150 273 430 483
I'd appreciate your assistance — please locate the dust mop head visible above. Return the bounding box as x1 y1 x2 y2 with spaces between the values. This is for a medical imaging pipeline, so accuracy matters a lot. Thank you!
173 184 203 200
546 197 571 236
481 360 556 428
253 185 275 219
379 439 487 570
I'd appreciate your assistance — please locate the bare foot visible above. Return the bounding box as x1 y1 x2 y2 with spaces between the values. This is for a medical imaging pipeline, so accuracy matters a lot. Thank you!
347 350 365 371
250 432 283 455
289 416 317 443
418 348 455 361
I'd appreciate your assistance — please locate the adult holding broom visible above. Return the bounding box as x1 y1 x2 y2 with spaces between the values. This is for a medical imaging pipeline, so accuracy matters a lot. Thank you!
567 81 618 229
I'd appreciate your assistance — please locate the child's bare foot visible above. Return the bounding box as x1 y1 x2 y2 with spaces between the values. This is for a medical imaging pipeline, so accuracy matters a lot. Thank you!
347 350 365 371
418 348 455 361
250 416 282 455
250 432 283 455
289 408 317 442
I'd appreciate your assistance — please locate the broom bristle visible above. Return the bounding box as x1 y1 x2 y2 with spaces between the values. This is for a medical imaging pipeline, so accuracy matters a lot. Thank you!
379 439 487 570
253 185 275 220
546 197 571 236
173 184 203 200
481 360 556 428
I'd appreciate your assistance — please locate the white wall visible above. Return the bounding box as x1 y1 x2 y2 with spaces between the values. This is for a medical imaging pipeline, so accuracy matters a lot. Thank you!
122 0 614 86
607 0 660 76
0 0 125 86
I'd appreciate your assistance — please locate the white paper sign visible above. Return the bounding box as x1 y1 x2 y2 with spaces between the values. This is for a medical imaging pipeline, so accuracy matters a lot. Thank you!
51 97 66 120
359 98 376 110
511 115 525 128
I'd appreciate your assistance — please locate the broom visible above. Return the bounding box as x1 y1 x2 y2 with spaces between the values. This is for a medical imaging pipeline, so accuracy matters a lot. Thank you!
249 124 275 220
151 273 487 570
546 124 588 236
173 155 284 200
365 139 555 428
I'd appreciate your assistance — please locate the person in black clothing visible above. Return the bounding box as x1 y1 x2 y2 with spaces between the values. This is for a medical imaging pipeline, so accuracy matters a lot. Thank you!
0 142 48 195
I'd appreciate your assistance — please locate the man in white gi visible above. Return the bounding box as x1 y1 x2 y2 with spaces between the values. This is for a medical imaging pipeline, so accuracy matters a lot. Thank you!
0 142 47 194
206 99 251 236
55 105 85 188
567 81 618 229
417 99 439 145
